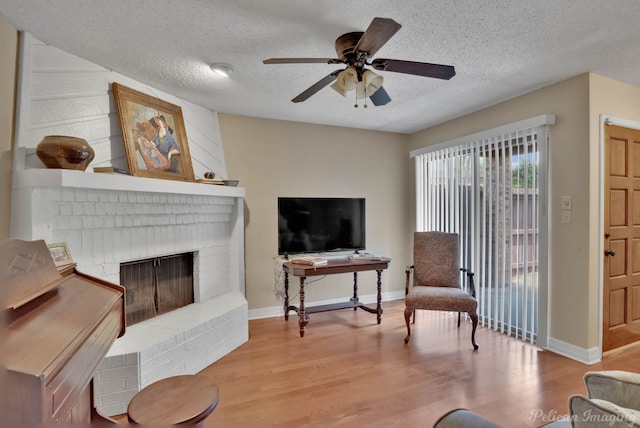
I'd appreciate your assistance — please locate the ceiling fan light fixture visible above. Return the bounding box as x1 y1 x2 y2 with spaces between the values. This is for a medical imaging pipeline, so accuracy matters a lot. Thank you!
356 69 383 99
210 63 234 77
330 67 358 97
329 81 346 97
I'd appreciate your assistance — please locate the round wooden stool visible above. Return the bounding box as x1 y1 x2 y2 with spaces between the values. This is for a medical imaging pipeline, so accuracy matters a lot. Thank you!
127 375 219 426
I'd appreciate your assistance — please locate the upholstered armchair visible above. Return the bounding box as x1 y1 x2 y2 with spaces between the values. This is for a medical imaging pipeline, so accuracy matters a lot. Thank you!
404 231 479 349
432 371 640 427
569 371 640 427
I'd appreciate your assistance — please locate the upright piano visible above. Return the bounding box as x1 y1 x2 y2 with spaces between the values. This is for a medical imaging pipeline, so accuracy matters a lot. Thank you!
1 239 125 425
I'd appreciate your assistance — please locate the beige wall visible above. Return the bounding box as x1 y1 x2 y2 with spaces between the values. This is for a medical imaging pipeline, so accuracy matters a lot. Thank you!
220 114 411 310
408 74 592 348
0 13 17 240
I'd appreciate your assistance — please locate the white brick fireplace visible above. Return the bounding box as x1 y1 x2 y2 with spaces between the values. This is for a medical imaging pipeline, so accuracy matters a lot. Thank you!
8 33 248 415
10 169 248 415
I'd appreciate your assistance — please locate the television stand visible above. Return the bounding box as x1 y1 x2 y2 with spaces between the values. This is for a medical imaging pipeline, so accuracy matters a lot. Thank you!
283 257 391 337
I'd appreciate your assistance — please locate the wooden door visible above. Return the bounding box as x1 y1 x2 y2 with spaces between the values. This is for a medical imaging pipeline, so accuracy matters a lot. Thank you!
603 124 640 352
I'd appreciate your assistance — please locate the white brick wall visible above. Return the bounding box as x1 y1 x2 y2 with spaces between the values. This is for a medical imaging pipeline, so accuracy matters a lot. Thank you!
10 170 248 416
92 353 140 415
94 294 248 416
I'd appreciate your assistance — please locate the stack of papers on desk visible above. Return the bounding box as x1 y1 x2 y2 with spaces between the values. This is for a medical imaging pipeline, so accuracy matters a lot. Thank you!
288 256 328 266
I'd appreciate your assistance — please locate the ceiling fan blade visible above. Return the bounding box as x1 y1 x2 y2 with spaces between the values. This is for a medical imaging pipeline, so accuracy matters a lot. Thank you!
369 86 391 106
291 70 342 103
371 58 456 80
263 58 342 65
355 17 402 57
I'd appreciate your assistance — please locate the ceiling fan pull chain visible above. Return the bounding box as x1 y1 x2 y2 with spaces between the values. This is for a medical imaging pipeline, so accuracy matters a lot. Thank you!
354 90 358 108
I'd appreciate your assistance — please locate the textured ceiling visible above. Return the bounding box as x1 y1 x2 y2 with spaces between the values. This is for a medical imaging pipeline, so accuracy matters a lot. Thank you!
1 1 639 134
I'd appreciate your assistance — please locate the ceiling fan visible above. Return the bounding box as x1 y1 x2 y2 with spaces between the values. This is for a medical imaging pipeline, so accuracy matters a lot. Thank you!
263 17 456 107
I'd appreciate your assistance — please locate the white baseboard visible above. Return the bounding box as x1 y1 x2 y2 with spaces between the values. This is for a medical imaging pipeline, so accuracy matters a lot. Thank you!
248 290 405 320
546 336 601 365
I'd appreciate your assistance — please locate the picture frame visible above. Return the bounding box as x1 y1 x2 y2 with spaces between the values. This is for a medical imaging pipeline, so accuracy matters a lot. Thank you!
112 82 195 181
47 242 74 267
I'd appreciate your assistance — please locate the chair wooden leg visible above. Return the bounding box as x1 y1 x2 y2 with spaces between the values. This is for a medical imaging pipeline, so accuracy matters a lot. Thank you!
404 307 413 343
412 309 416 324
469 311 479 350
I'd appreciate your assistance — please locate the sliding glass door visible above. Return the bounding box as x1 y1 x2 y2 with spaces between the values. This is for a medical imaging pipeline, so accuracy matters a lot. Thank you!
414 122 549 344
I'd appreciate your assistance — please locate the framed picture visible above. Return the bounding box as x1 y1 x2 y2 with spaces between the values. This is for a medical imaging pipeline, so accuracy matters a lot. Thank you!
47 242 74 267
112 82 195 181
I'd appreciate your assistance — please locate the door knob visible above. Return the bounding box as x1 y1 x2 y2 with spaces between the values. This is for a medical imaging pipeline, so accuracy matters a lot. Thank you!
605 250 616 256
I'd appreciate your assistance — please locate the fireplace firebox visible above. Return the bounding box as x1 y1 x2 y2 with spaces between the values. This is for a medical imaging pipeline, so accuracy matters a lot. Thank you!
121 252 194 326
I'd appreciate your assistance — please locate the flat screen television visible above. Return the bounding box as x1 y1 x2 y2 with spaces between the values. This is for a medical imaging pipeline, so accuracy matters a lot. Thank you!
278 197 365 255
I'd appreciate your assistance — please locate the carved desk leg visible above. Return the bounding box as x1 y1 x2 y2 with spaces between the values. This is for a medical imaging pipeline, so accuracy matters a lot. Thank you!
352 272 359 310
283 268 289 321
298 276 308 337
376 269 383 324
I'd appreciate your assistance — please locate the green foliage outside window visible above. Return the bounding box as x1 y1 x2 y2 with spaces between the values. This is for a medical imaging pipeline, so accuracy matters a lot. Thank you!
512 161 538 188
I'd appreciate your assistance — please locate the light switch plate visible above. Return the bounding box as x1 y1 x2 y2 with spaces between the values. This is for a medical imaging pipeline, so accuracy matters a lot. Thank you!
561 195 572 211
562 211 572 224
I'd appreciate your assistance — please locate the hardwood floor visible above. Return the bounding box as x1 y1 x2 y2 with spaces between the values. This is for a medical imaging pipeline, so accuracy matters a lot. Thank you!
127 300 640 427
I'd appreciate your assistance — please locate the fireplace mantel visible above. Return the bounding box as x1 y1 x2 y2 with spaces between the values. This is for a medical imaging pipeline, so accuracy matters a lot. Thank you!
10 167 246 297
12 169 244 198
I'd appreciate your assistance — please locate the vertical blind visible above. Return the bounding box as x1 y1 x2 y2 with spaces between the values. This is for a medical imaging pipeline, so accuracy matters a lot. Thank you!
413 118 551 344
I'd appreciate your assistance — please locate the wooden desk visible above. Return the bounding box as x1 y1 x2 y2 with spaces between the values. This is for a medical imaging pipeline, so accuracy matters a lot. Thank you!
283 257 390 337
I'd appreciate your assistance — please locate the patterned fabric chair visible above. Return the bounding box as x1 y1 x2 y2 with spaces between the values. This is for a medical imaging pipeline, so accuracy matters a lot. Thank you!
404 231 479 349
